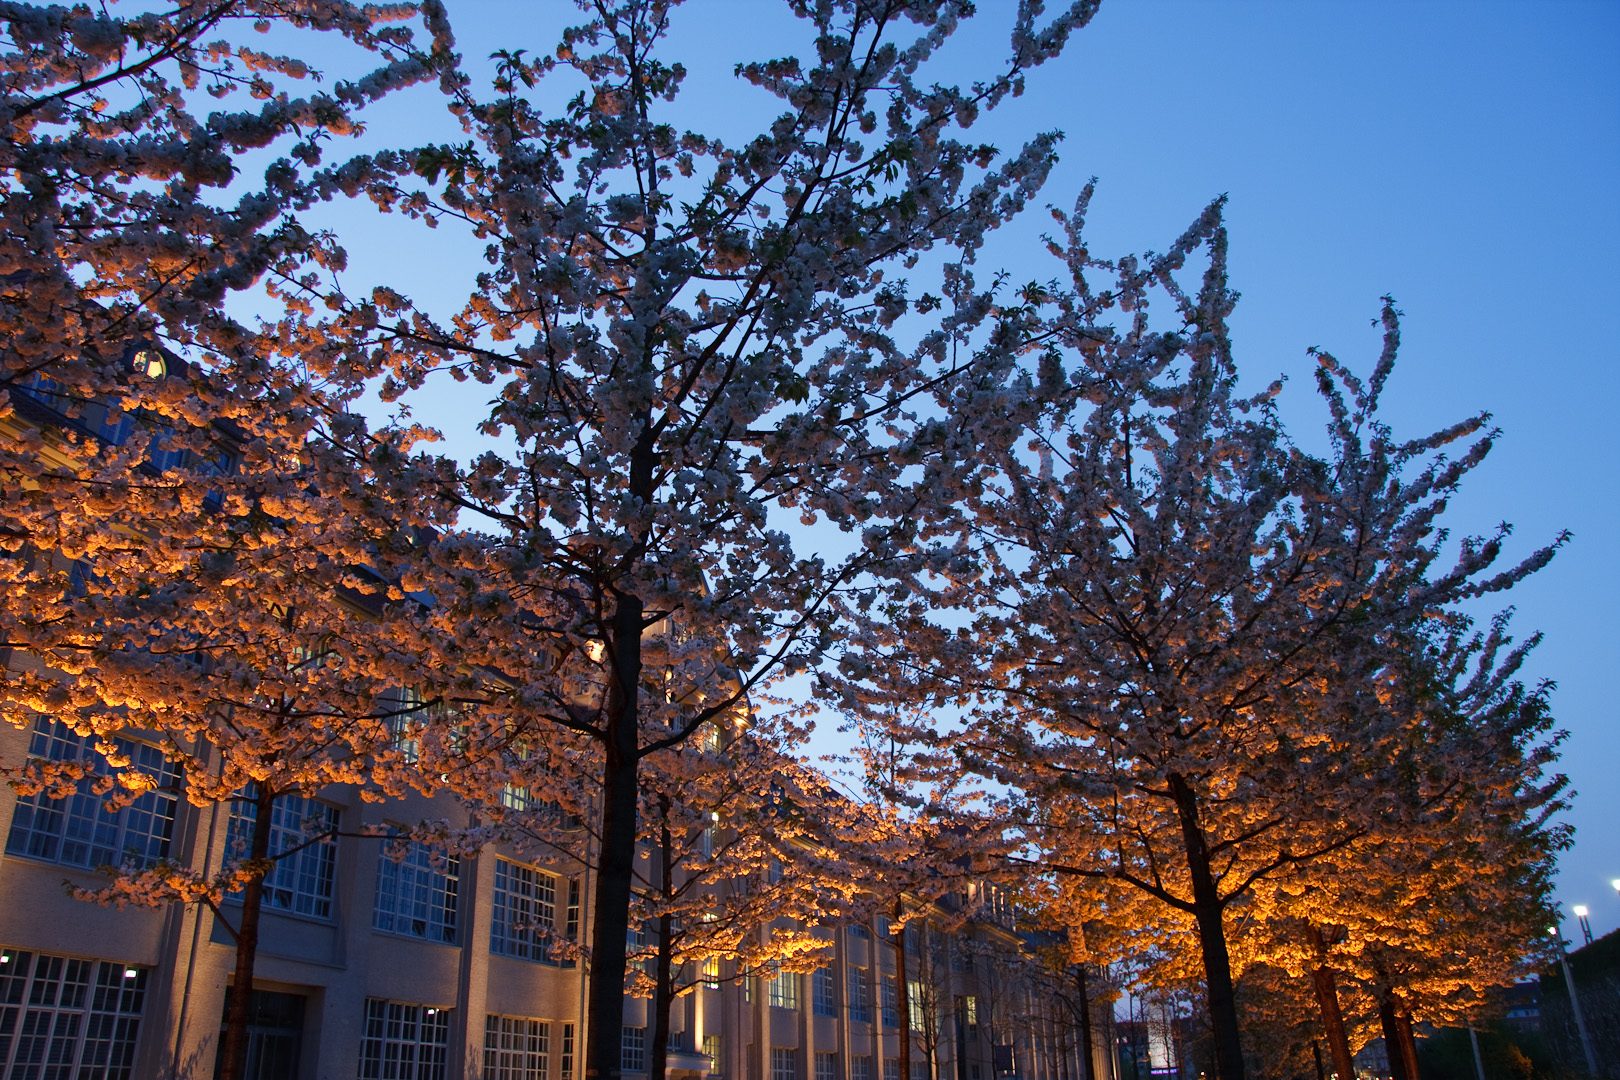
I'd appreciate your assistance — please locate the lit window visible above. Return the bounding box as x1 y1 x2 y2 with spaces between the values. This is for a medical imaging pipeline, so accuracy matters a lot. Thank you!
702 956 721 991
0 949 147 1079
772 1047 797 1080
373 837 459 944
360 998 450 1080
5 718 178 870
490 857 559 963
226 788 339 920
908 981 926 1031
704 1035 722 1070
483 1014 549 1080
768 969 799 1010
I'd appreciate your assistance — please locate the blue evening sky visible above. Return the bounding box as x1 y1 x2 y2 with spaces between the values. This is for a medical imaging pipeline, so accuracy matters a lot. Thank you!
303 1 1619 937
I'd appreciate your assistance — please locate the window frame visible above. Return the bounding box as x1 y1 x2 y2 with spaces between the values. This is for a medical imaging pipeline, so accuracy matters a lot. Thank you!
0 947 148 1080
483 1013 551 1080
4 717 180 871
768 968 799 1011
621 1026 646 1073
771 1046 797 1080
225 788 340 921
847 966 871 1023
812 966 836 1018
373 834 460 945
359 998 451 1080
490 857 562 964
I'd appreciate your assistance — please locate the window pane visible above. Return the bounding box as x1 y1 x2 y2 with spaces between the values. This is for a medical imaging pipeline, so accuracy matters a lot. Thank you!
226 788 339 920
620 1027 645 1073
373 838 459 945
4 719 178 870
0 948 145 1080
360 998 450 1080
491 858 560 963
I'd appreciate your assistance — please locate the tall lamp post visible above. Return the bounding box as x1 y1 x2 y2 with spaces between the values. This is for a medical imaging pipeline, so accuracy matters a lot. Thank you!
1574 905 1594 946
1550 922 1600 1078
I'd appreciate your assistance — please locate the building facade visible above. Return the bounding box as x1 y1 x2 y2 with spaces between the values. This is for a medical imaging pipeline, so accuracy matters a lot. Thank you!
0 710 1113 1080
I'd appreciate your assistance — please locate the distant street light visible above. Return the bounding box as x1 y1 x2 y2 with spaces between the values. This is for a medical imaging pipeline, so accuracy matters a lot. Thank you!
1549 924 1601 1077
1573 904 1594 946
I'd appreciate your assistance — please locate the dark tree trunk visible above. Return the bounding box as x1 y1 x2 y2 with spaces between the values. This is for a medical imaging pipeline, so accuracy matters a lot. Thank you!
894 900 912 1080
586 588 646 1080
1312 1041 1327 1080
648 797 677 1080
1075 964 1096 1080
1377 989 1408 1080
218 783 276 1080
1305 926 1356 1080
1167 772 1245 1080
1395 1011 1420 1080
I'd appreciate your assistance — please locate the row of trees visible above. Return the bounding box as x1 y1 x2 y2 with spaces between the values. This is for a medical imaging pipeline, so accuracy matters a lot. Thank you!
829 194 1570 1077
0 3 1567 1080
0 1 1093 1077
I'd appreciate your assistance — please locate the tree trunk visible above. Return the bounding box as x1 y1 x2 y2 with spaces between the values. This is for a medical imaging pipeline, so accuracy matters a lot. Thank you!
648 797 676 1080
1312 1041 1327 1080
894 900 912 1080
1305 926 1356 1080
647 912 675 1080
1166 772 1245 1080
218 783 276 1080
585 588 646 1080
1395 1011 1420 1080
1075 964 1096 1080
1375 990 1407 1080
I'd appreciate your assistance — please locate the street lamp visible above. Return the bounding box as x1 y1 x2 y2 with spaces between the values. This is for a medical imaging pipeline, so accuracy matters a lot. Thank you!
1573 904 1594 946
1549 924 1600 1077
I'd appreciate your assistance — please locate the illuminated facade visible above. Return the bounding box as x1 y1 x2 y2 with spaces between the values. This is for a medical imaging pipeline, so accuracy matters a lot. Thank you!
0 349 1112 1080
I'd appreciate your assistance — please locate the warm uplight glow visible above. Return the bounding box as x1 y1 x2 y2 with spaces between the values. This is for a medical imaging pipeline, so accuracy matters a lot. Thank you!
133 349 166 379
1573 905 1589 917
124 968 137 978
